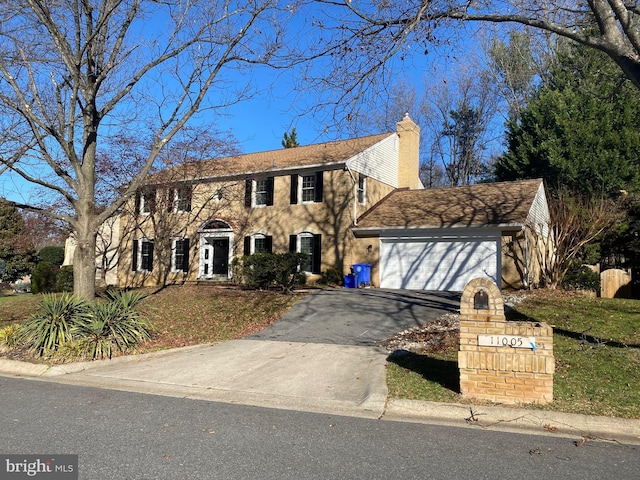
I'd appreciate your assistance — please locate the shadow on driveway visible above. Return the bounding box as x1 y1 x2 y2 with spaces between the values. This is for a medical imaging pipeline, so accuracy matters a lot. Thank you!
246 288 461 346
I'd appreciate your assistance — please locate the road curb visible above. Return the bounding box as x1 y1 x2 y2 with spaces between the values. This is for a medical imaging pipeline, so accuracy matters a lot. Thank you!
383 398 640 445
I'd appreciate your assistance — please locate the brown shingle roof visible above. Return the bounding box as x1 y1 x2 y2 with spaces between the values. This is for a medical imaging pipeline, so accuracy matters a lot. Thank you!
150 132 392 183
356 179 543 230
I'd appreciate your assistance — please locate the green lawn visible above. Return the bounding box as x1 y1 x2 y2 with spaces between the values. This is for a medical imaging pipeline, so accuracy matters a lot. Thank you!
387 292 640 419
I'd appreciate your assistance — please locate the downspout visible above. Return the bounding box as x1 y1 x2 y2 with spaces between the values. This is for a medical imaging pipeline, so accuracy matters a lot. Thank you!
345 163 358 226
522 225 530 290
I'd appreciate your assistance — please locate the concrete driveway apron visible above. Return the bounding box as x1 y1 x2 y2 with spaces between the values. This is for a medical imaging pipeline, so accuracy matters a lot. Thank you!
39 289 460 418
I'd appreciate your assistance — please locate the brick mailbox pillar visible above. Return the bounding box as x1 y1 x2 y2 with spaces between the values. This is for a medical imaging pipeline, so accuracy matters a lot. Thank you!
458 278 554 404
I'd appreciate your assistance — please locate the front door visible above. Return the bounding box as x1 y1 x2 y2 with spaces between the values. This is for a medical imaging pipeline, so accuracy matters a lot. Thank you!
211 238 229 276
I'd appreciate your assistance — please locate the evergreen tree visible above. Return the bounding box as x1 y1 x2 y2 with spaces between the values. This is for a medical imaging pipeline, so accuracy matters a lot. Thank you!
282 128 300 148
0 200 36 282
495 43 640 198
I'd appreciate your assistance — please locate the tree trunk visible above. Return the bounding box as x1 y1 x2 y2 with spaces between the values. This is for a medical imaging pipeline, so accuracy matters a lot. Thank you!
73 224 97 300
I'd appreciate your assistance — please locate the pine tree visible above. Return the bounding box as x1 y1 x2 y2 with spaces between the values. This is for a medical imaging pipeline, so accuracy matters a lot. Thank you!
282 128 300 148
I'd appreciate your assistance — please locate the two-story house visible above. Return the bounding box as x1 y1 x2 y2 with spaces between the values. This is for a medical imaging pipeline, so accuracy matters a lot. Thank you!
118 115 421 288
114 114 549 291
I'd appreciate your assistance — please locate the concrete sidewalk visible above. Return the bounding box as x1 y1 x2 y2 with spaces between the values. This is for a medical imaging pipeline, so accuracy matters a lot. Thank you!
16 341 390 419
1 341 640 445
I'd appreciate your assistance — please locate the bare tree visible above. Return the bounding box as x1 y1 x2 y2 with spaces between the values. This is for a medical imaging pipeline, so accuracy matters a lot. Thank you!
305 1 640 113
0 0 292 299
528 191 622 288
422 71 499 186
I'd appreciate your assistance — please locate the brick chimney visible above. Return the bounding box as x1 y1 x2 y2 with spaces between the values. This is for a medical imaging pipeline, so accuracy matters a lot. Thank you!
396 113 421 189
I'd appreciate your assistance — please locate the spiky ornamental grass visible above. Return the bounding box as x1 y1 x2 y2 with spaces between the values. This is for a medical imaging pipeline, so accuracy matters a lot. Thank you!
19 293 91 357
19 290 152 360
72 291 152 359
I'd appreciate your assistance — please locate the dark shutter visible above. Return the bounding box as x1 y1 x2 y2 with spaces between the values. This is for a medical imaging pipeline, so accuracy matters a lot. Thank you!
147 188 157 213
132 239 138 271
312 234 322 274
289 234 297 252
244 236 251 256
181 238 190 272
245 179 252 207
167 189 174 213
148 242 154 272
266 176 274 206
290 174 298 204
265 235 273 253
314 171 323 203
134 191 141 214
182 185 192 212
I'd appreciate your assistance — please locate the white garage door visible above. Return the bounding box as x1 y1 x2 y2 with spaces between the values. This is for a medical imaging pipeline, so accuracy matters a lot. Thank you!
380 238 499 291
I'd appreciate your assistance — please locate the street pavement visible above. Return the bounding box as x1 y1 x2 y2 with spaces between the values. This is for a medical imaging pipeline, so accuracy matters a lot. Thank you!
1 288 639 445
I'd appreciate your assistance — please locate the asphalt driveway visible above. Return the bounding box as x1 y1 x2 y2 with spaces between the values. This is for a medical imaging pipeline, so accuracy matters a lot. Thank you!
246 288 461 346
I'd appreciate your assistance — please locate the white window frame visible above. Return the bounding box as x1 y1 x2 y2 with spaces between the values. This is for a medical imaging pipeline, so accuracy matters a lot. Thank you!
357 174 367 204
173 186 191 213
300 174 316 203
297 232 314 273
139 189 155 214
171 238 189 272
252 234 268 254
254 179 269 207
137 238 154 272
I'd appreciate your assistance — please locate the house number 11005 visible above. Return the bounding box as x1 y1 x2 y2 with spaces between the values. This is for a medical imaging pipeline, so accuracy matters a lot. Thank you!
477 335 537 350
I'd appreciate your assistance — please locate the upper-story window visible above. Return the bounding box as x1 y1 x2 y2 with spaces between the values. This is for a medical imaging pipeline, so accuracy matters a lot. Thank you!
245 177 274 207
173 185 192 212
136 187 156 214
301 175 315 203
357 174 367 204
290 171 323 204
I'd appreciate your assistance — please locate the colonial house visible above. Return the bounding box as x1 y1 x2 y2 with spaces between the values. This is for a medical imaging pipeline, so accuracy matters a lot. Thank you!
110 115 549 291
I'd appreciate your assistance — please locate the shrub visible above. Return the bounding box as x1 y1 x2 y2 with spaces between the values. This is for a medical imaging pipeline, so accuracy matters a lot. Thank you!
235 252 307 291
19 290 152 359
12 279 31 293
20 293 91 356
562 263 601 292
38 246 65 267
72 290 152 359
56 266 74 292
31 262 58 294
319 267 344 286
0 324 22 349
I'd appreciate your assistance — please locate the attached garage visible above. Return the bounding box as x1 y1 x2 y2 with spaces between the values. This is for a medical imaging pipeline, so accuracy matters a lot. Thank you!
352 179 550 291
380 235 500 291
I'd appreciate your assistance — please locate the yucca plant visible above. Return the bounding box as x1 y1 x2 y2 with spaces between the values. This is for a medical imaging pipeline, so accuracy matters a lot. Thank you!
73 291 152 359
20 293 91 356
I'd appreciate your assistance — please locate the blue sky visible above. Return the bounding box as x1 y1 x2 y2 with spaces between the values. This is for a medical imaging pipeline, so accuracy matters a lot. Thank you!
0 6 501 206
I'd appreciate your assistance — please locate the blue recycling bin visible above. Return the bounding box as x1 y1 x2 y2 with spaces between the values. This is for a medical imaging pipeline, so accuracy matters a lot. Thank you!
343 273 358 288
352 263 372 287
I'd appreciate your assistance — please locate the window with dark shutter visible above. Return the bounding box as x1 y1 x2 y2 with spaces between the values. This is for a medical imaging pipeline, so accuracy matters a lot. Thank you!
173 238 189 272
141 240 154 272
175 186 192 212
